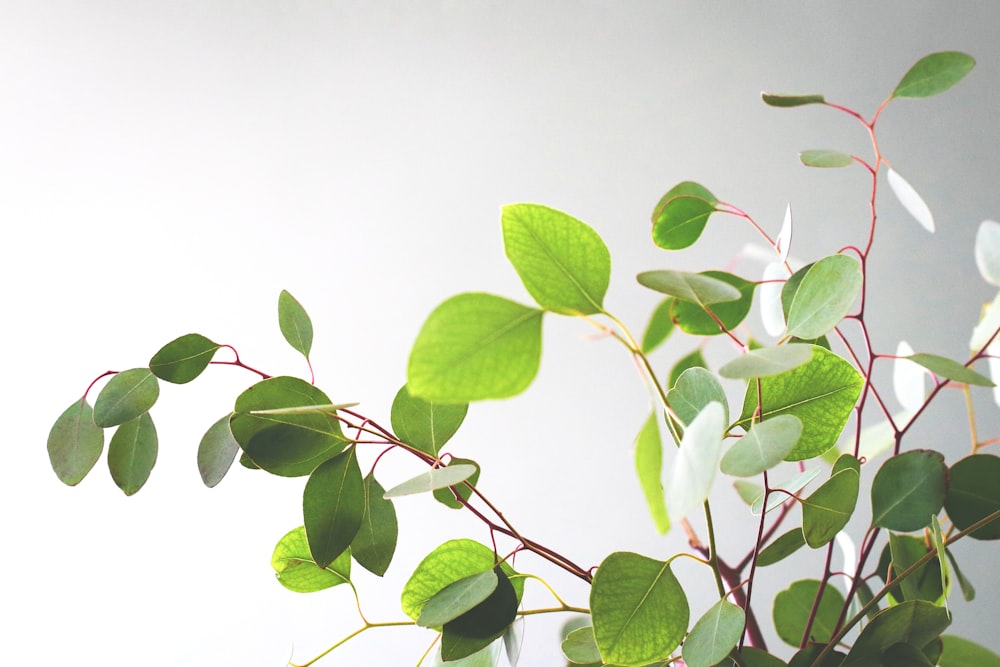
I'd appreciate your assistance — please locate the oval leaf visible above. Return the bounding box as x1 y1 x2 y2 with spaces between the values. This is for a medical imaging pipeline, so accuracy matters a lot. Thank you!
802 468 859 548
667 402 725 522
651 181 718 250
635 411 669 534
672 271 755 336
799 149 854 168
278 289 313 358
945 454 1000 540
501 204 611 315
441 567 519 660
637 270 741 305
390 384 468 456
892 51 975 99
197 415 240 488
975 220 1000 286
668 367 728 427
682 599 746 667
757 528 806 567
48 398 104 486
418 568 498 628
761 92 826 107
407 293 544 402
719 345 813 379
871 449 948 532
773 579 844 647
148 333 220 384
562 626 602 664
107 412 158 496
887 168 935 233
721 415 802 477
384 464 477 498
641 297 675 354
303 447 365 568
271 526 351 593
784 254 862 340
350 473 398 576
905 352 994 387
93 368 160 428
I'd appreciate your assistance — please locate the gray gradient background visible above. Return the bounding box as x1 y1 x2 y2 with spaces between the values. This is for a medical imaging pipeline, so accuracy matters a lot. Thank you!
4 2 1000 665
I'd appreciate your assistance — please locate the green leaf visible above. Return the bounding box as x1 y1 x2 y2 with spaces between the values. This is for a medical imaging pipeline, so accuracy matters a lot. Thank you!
48 398 104 486
882 642 935 666
351 473 398 576
197 415 239 488
752 468 820 514
651 181 719 250
738 647 789 667
407 293 544 402
429 642 502 667
671 271 755 336
799 149 854 168
390 384 468 456
892 51 975 99
562 626 602 664
271 526 351 593
441 566 519 661
668 349 707 390
802 468 859 547
93 368 160 428
302 447 364 568
871 449 948 532
501 203 611 315
667 367 728 426
433 458 481 509
930 515 951 610
784 254 862 340
230 376 349 477
278 289 313 358
789 646 847 667
757 529 806 567
682 599 745 667
590 552 688 666
637 270 740 305
718 345 813 379
945 548 975 601
666 402 725 522
417 568 498 628
635 412 669 534
945 454 1000 540
738 345 863 460
904 353 994 387
383 464 477 498
772 579 844 647
842 601 950 667
939 635 1000 667
148 333 220 384
641 298 675 354
107 412 158 495
761 92 826 107
401 539 523 622
735 480 764 506
888 534 943 605
721 415 801 477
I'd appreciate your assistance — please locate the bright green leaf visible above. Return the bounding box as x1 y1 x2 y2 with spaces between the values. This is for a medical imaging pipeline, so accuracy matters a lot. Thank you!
303 447 364 568
667 367 728 427
682 599 745 667
390 384 468 456
773 579 844 647
407 293 544 402
93 368 160 428
721 415 801 477
637 270 740 305
945 454 1000 540
383 464 477 498
562 626 602 664
271 526 351 593
871 449 948 532
641 298 675 354
278 289 313 358
667 402 725 522
892 51 975 99
501 204 611 315
761 92 826 107
590 552 688 666
651 181 719 250
842 601 950 667
735 480 764 506
48 398 104 486
668 349 707 390
351 473 398 576
148 333 220 384
417 568 498 628
433 458 481 509
799 149 854 168
802 468 859 548
635 411 669 534
107 412 157 496
197 415 239 488
904 353 994 387
757 529 806 567
718 345 813 379
784 254 862 340
939 635 1000 667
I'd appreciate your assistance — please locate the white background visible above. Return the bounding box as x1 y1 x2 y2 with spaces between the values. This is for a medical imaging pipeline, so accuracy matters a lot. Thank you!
4 2 1000 665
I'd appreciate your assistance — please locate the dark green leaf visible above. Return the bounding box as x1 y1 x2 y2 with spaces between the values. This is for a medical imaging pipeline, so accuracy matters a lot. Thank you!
641 298 675 354
668 348 707 390
761 92 826 107
788 645 846 667
718 345 813 379
442 566 519 661
433 458 481 509
871 449 948 532
682 599 745 667
888 533 943 605
892 51 975 99
418 568 498 628
562 626 602 664
945 454 1000 540
278 289 313 358
772 579 844 647
881 642 934 666
590 552 688 666
784 254 862 340
48 398 104 486
721 415 802 477
271 526 351 593
667 367 728 426
672 271 755 335
107 412 157 495
904 353 993 387
738 646 789 667
799 149 854 168
651 181 718 250
635 412 669 534
148 333 220 384
407 293 544 402
302 447 364 568
430 642 501 667
637 270 740 305
501 203 611 315
843 601 950 666
802 468 859 547
939 635 1000 667
197 415 239 488
351 473 398 576
757 529 806 567
93 368 160 428
390 384 468 456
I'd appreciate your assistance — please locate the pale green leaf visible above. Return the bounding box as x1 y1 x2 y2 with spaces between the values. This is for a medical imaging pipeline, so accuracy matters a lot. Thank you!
278 289 313 358
390 384 468 456
271 526 351 593
303 447 365 568
893 341 928 413
734 480 764 506
562 626 602 664
417 568 498 628
383 464 478 498
718 345 812 379
892 51 975 99
667 402 724 522
93 368 160 428
667 367 728 426
751 468 820 515
905 352 994 387
637 270 740 305
107 412 157 495
784 254 862 339
635 412 669 534
721 415 802 477
682 599 745 667
48 398 104 486
148 333 220 384
197 414 239 488
799 149 854 168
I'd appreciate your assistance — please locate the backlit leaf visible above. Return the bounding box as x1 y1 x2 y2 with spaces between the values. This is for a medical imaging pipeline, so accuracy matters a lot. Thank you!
651 181 719 250
351 473 398 576
93 368 160 428
975 220 1000 286
271 526 351 593
407 293 544 402
682 599 745 667
383 464 477 498
278 289 313 358
773 579 844 647
757 529 806 567
391 384 468 456
784 254 862 340
761 92 826 107
802 467 859 548
107 412 157 496
417 568 498 628
887 168 934 233
149 333 220 384
718 345 812 379
666 402 725 522
799 149 853 168
48 398 104 486
720 415 802 477
637 270 740 305
672 271 755 336
945 454 1000 540
667 367 728 427
502 203 611 315
302 447 364 568
892 51 975 99
871 449 947 532
904 352 993 387
641 298 675 354
635 412 669 534
197 415 239 488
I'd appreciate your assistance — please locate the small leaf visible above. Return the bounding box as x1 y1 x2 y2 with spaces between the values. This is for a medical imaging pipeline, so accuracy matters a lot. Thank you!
390 384 468 456
107 412 158 496
802 468 859 548
888 534 943 605
721 415 802 477
407 293 544 402
871 449 948 532
773 579 844 647
637 270 740 305
892 51 975 99
432 457 481 509
930 515 951 612
93 368 160 428
757 529 806 567
752 468 821 515
197 415 239 488
635 412 669 534
383 464 477 498
682 599 745 667
945 548 976 601
887 168 935 233
302 447 365 568
417 568 498 628
641 298 675 354
278 289 313 358
975 220 1000 286
945 454 1000 540
666 402 725 522
502 204 611 315
939 635 1000 667
148 333 220 384
719 345 813 379
784 254 863 340
672 271 755 336
777 204 792 261
799 149 854 168
893 341 929 413
351 473 398 576
271 526 350 593
735 480 764 506
761 92 826 107
48 398 104 486
760 262 789 336
904 352 994 387
667 367 728 427
668 348 707 390
651 181 719 250
562 626 602 664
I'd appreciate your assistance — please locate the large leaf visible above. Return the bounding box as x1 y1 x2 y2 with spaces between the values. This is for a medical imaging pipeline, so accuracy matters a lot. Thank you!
407 293 544 402
501 204 611 315
975 220 1000 286
842 601 950 667
871 449 948 532
641 298 675 354
718 345 813 379
720 415 801 477
271 526 351 593
783 254 862 340
302 447 365 568
417 568 498 628
651 181 718 250
738 345 863 460
148 333 220 384
351 473 398 576
590 552 688 666
904 352 993 387
939 635 1000 667
383 464 478 498
672 271 755 335
48 398 104 486
666 402 725 522
107 412 158 495
667 367 728 426
278 289 313 358
637 270 740 305
945 454 1000 540
634 411 669 534
772 579 844 647
802 467 859 548
93 368 160 428
390 384 468 456
196 415 240 488
441 567 519 661
682 599 745 667
887 168 934 233
761 92 826 107
892 51 975 99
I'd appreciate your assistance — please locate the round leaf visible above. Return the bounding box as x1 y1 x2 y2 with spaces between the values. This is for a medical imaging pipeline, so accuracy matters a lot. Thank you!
945 454 1000 540
93 368 160 428
721 415 802 477
271 526 351 593
672 271 755 335
892 51 975 99
651 181 718 250
303 447 365 568
562 626 602 664
772 579 844 647
433 458 481 510
871 449 948 532
667 367 728 427
148 333 220 384
441 567 519 660
107 412 158 496
278 289 313 358
48 398 104 486
197 415 239 488
784 254 862 340
390 384 468 456
350 473 398 576
799 149 854 168
682 599 745 667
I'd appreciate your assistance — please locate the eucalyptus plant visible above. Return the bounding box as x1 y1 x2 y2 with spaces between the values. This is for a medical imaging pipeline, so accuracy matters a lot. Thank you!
47 51 1000 666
